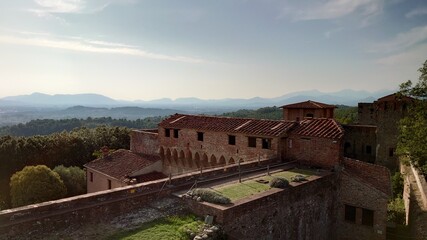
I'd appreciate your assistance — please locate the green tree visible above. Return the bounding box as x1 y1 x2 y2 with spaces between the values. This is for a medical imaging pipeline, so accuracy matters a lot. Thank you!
398 59 427 175
10 165 67 207
53 165 86 197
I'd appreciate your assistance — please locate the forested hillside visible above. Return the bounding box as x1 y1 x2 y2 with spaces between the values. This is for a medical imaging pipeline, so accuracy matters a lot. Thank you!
0 117 163 136
0 126 130 210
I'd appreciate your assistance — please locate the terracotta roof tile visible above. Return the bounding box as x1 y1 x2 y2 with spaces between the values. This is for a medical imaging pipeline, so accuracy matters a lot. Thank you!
84 149 160 181
159 114 297 137
291 118 344 139
280 100 336 109
343 158 391 196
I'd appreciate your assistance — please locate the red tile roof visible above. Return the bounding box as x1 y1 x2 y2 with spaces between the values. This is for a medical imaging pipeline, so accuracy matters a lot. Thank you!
291 118 344 139
84 149 160 181
280 100 336 109
159 114 297 137
343 158 391 196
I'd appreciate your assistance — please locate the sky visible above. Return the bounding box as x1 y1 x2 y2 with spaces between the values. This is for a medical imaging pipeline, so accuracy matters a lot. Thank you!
1 0 427 101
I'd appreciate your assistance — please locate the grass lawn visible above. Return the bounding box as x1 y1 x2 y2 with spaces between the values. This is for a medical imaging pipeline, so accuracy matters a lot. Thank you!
107 215 204 240
213 169 314 201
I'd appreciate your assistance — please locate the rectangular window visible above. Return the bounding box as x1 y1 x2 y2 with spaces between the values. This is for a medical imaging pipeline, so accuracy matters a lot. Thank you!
228 135 236 145
165 128 170 137
288 139 293 148
197 132 204 141
389 148 394 157
90 172 93 182
345 205 356 223
362 208 374 227
248 137 256 148
108 179 112 189
262 138 271 149
173 129 179 138
366 145 372 155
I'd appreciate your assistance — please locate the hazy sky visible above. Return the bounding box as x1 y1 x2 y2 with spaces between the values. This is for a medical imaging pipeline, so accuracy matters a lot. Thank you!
1 0 427 100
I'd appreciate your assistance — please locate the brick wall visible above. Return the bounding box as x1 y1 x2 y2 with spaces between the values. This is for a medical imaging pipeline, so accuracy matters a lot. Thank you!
130 129 159 155
184 174 338 240
343 125 377 163
285 135 342 169
283 108 334 121
337 173 388 240
158 127 281 174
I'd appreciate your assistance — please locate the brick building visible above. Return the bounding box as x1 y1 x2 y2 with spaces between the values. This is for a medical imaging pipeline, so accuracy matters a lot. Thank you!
344 93 413 170
84 99 391 239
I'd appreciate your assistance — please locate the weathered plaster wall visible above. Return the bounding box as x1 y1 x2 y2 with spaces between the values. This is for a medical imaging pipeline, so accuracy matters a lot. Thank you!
130 130 159 155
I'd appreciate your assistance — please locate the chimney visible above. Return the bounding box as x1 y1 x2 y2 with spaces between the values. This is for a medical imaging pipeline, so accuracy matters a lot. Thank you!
101 146 110 158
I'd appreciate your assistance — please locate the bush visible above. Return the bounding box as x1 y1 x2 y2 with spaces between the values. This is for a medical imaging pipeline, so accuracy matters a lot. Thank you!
188 188 231 204
392 171 404 198
10 165 67 207
388 197 406 225
53 165 86 197
269 177 289 188
291 175 307 182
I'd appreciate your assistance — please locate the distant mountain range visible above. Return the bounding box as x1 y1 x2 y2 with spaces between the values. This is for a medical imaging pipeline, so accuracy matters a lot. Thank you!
1 89 395 109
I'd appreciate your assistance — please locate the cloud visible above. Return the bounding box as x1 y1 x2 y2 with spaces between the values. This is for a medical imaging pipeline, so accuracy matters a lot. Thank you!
369 25 427 53
375 43 427 65
279 0 383 21
34 0 85 13
0 32 206 64
405 8 427 18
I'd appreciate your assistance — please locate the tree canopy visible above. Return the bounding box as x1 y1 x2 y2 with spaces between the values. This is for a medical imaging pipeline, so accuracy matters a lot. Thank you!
10 165 67 207
398 59 427 175
53 165 86 197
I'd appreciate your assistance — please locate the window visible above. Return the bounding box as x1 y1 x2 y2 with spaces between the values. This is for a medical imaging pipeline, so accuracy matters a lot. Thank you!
90 172 93 182
248 137 256 148
288 139 293 148
366 145 372 155
345 205 356 223
389 148 394 157
262 138 271 149
197 132 204 141
165 128 170 137
228 135 236 145
108 179 112 189
362 209 374 226
306 113 314 118
173 129 179 138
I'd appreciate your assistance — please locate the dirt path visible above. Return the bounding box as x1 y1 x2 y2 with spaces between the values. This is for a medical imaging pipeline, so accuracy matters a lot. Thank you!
408 167 427 240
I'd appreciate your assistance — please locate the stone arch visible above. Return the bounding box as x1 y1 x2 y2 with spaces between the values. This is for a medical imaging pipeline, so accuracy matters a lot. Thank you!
172 149 179 167
228 157 236 165
166 148 173 165
159 147 165 160
194 152 201 168
202 153 209 168
210 155 217 167
218 156 226 166
179 150 186 167
186 150 193 168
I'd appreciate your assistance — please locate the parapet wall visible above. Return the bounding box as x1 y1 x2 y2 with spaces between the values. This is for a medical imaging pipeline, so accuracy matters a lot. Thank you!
185 173 338 240
0 158 279 238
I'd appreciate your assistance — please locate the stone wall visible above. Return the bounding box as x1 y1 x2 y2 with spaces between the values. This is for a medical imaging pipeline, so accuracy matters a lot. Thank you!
185 174 338 240
286 135 342 169
283 108 334 121
343 125 377 163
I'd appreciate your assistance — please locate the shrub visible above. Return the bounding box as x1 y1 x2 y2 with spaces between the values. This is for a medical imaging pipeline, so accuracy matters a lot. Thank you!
188 188 231 204
291 175 307 182
391 171 404 198
53 165 86 197
10 165 67 207
387 197 406 225
269 177 289 188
